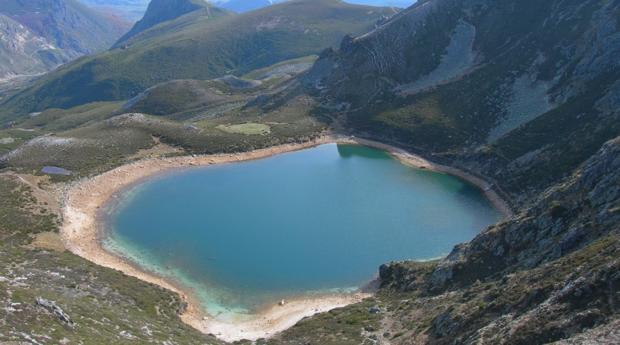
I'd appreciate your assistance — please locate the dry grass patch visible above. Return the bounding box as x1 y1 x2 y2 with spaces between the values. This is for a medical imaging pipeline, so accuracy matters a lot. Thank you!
216 123 271 135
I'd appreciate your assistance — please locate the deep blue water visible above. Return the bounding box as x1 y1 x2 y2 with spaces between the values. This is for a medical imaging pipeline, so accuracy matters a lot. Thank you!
105 144 501 318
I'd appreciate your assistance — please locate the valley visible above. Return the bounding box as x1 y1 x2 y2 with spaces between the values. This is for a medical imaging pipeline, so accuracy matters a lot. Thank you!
0 0 618 344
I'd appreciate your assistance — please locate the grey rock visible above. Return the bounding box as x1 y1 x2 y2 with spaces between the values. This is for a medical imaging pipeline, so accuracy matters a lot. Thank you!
35 297 74 328
368 306 382 314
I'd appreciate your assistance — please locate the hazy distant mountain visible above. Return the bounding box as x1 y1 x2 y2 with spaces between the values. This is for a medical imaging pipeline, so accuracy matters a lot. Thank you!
211 0 281 13
213 0 415 13
79 0 415 18
0 14 70 80
344 0 415 7
79 0 150 21
0 0 129 80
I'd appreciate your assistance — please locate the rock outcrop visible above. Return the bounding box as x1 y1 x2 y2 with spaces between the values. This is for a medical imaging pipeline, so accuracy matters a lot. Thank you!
0 0 129 79
35 297 75 328
431 136 620 290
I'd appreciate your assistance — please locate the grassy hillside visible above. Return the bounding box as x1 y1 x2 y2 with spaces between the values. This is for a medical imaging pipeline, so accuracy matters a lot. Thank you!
0 0 396 121
0 173 226 344
0 61 325 177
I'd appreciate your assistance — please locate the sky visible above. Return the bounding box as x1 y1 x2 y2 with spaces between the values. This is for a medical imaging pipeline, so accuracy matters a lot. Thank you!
344 0 416 7
81 0 419 22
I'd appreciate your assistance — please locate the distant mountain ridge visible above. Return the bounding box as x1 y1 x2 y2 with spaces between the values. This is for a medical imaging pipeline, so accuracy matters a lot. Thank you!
212 0 416 13
0 0 129 79
77 0 416 20
211 0 281 13
0 0 397 117
0 14 70 80
79 0 150 21
0 0 129 54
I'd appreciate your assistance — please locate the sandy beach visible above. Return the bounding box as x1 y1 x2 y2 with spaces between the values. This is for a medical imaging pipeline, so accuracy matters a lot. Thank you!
60 134 512 342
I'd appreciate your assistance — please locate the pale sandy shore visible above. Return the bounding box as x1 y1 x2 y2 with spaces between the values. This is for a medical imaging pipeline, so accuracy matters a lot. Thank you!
60 134 512 342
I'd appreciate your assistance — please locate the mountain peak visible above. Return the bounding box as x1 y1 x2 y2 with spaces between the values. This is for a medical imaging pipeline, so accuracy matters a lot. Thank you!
116 0 213 45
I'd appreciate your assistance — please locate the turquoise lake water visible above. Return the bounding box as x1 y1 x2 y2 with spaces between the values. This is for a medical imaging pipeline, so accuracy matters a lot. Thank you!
104 144 501 319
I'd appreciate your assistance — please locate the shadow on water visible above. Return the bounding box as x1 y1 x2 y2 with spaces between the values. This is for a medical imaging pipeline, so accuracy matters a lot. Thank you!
336 144 391 159
414 168 490 205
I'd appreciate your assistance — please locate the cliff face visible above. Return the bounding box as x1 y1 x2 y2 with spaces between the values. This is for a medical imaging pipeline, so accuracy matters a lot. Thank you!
431 137 620 290
0 14 70 79
0 0 129 79
0 0 128 54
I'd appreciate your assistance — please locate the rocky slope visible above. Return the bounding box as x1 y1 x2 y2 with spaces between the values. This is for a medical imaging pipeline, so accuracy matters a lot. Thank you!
302 0 620 205
0 0 129 79
268 136 619 345
362 136 620 345
0 14 70 80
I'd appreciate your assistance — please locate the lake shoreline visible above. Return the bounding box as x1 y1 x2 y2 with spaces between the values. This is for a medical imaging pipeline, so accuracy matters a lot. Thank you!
60 133 512 342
